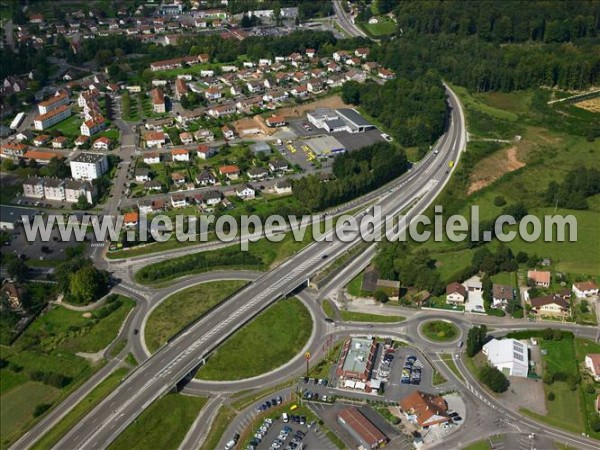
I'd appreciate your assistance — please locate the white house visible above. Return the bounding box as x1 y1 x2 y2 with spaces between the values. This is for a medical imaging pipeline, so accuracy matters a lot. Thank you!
170 194 187 208
143 153 160 165
446 282 467 305
236 184 256 200
171 149 190 162
584 354 600 382
482 338 529 378
573 281 599 298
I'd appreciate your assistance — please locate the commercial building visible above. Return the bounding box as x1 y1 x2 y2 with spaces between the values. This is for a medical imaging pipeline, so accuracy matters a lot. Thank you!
304 135 346 158
70 152 108 180
0 206 37 230
337 407 388 449
482 338 529 377
336 337 377 386
34 105 72 130
399 391 449 428
306 108 374 133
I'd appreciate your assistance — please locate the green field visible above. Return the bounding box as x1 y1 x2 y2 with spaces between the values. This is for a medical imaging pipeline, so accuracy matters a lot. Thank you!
47 114 81 137
0 382 60 446
362 16 397 36
31 368 130 450
420 320 459 342
322 299 335 318
0 296 134 447
196 298 312 380
107 394 207 450
145 280 248 352
338 310 405 323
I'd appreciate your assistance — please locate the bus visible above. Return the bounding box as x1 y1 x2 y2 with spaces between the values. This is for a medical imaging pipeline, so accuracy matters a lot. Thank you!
10 112 25 130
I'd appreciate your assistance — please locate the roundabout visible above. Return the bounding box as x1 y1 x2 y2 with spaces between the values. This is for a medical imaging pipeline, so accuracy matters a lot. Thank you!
419 319 461 343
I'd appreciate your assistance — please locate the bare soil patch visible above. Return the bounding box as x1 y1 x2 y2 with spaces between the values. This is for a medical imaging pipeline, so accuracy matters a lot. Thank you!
468 145 526 195
573 97 600 113
273 95 348 119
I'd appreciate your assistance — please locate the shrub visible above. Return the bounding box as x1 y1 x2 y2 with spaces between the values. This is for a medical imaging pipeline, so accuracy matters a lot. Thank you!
591 415 600 432
493 196 507 207
547 392 555 401
374 290 389 303
543 373 554 385
585 384 596 394
33 403 52 417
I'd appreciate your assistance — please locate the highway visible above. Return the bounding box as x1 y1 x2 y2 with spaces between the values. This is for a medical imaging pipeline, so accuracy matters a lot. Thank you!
47 84 465 449
333 0 368 38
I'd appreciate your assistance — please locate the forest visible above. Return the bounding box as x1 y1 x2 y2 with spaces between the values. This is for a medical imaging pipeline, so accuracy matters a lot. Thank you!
293 142 408 211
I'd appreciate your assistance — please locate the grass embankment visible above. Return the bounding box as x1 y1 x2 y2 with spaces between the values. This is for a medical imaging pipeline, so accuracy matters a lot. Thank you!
196 298 312 381
145 280 248 352
31 368 130 450
420 320 459 342
199 405 237 450
135 230 313 286
107 394 207 450
420 87 600 281
338 310 405 323
0 296 134 448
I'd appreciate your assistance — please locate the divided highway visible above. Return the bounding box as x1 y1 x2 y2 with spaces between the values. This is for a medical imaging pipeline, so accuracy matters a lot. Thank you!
49 86 466 449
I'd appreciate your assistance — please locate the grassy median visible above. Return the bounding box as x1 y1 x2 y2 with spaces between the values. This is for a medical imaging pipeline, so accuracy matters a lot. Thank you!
145 280 248 353
196 298 312 381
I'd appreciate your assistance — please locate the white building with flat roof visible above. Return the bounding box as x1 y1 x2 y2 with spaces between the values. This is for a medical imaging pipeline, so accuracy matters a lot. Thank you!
70 152 108 180
482 338 529 378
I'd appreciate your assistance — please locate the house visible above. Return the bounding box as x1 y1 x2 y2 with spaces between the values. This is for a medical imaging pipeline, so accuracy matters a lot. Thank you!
43 178 66 201
24 151 59 165
1 142 27 158
151 88 166 113
399 391 449 428
33 135 51 147
355 47 370 59
219 165 241 180
530 295 570 317
144 180 162 191
202 190 222 206
22 177 45 198
445 282 467 305
171 172 186 185
268 159 288 172
378 68 396 80
143 153 160 165
307 80 327 93
528 270 551 287
171 148 189 162
74 135 89 147
573 281 599 298
290 85 308 98
265 116 286 127
144 132 167 148
65 180 95 204
274 180 292 194
221 125 234 140
585 354 600 382
93 136 111 150
51 136 68 149
81 116 107 137
135 169 151 182
179 132 194 145
174 78 188 101
333 50 350 62
208 103 236 118
15 130 34 142
204 86 222 101
124 212 139 228
482 338 529 377
337 407 388 450
248 167 269 180
194 129 214 142
195 170 216 186
196 144 216 160
236 184 256 199
170 194 187 208
492 284 515 309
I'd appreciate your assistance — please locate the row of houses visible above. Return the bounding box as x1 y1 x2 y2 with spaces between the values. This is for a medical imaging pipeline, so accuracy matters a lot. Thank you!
22 177 95 203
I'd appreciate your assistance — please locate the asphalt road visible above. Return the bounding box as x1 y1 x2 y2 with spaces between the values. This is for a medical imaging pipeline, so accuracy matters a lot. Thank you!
46 84 465 449
333 0 368 38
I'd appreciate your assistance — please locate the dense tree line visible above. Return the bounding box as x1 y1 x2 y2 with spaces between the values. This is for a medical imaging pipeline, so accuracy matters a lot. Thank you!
393 1 599 43
293 142 408 211
342 75 448 147
374 242 444 295
544 167 600 210
466 325 487 357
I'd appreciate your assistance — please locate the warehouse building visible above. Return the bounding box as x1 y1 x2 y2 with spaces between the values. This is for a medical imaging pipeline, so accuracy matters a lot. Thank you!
337 407 388 449
482 338 529 378
306 108 375 133
304 135 346 158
